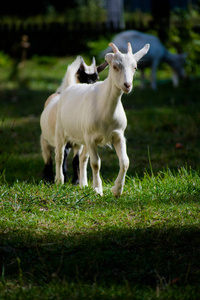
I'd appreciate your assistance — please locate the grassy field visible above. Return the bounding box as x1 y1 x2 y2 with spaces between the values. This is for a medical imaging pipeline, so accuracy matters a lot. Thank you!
0 56 200 299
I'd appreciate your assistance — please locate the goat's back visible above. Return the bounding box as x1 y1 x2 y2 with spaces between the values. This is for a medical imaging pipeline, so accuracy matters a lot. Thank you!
57 83 98 143
40 94 60 147
102 30 166 67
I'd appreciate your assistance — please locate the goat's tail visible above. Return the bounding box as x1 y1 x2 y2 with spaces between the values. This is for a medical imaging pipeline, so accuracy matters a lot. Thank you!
57 56 82 93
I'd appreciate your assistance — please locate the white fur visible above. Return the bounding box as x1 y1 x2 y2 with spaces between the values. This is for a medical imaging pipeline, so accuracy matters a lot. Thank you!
55 42 150 196
40 56 97 167
58 56 83 93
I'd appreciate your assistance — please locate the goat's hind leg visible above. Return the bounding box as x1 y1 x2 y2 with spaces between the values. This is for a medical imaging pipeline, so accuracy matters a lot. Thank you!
55 132 66 184
72 154 79 184
62 143 80 184
72 144 83 185
40 134 54 182
112 133 129 196
62 143 71 183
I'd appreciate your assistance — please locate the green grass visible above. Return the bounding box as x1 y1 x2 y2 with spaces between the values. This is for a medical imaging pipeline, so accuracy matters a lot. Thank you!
0 57 200 299
0 172 200 299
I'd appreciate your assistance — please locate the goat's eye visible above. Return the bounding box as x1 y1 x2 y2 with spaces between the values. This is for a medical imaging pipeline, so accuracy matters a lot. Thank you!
113 65 119 71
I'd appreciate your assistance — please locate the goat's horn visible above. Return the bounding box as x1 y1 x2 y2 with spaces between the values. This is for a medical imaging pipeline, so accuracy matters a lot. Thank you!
127 42 132 54
109 43 119 54
97 61 108 73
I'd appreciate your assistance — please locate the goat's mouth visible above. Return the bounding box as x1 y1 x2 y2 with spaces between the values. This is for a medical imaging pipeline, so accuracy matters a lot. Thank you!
122 86 132 94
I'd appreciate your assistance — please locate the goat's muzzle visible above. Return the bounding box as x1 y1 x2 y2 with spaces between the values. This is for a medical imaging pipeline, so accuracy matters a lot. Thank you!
123 82 132 93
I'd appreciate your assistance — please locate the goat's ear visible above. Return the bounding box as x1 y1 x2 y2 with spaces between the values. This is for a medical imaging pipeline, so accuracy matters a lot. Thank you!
133 43 150 62
79 56 85 70
105 53 114 64
92 57 96 66
97 61 108 73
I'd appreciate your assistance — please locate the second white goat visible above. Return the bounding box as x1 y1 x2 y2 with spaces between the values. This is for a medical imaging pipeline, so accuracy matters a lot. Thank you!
55 42 150 196
40 56 107 183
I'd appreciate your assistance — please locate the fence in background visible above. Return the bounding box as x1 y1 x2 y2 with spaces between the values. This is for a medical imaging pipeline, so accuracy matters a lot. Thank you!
0 20 199 57
0 20 158 57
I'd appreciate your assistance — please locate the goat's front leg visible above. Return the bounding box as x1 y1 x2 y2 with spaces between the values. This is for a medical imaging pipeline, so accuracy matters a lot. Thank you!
79 145 89 188
55 129 66 184
112 133 129 196
87 142 102 196
151 61 159 90
55 144 65 184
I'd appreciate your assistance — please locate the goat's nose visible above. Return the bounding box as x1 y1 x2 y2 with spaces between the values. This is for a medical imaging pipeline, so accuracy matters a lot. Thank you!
124 82 131 89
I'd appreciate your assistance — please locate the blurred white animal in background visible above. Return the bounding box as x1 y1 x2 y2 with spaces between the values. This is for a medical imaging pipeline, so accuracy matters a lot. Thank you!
101 30 187 89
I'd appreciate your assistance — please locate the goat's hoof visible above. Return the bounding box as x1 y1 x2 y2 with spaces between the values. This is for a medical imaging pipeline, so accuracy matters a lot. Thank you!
94 187 103 196
112 186 122 197
55 177 64 185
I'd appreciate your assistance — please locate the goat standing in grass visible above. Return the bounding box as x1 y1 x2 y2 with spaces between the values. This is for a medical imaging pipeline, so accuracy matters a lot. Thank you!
40 56 107 183
55 42 150 196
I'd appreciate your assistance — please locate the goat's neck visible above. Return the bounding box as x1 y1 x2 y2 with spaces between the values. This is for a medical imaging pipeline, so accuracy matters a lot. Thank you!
163 51 175 66
101 75 123 117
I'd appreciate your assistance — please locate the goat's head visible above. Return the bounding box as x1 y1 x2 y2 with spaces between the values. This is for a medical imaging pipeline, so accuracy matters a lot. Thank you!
105 42 150 93
76 57 108 84
171 53 187 86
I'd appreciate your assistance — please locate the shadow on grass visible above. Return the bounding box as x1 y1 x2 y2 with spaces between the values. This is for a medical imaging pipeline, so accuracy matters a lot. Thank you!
0 88 51 118
1 226 200 288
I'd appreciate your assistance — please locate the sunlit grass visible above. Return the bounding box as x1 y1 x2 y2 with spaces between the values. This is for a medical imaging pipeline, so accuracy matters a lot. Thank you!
0 56 200 299
0 168 200 299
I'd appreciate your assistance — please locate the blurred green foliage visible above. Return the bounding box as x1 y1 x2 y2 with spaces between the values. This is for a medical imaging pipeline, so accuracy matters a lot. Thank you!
87 36 112 59
169 9 200 75
71 0 106 23
0 0 106 24
1 6 200 75
0 51 12 67
86 8 200 75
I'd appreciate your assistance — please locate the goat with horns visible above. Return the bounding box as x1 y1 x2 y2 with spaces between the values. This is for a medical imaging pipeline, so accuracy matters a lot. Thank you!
55 42 150 196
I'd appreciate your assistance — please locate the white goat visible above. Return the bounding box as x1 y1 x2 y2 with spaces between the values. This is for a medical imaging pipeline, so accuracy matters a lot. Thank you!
40 56 107 183
55 42 150 196
101 30 186 89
